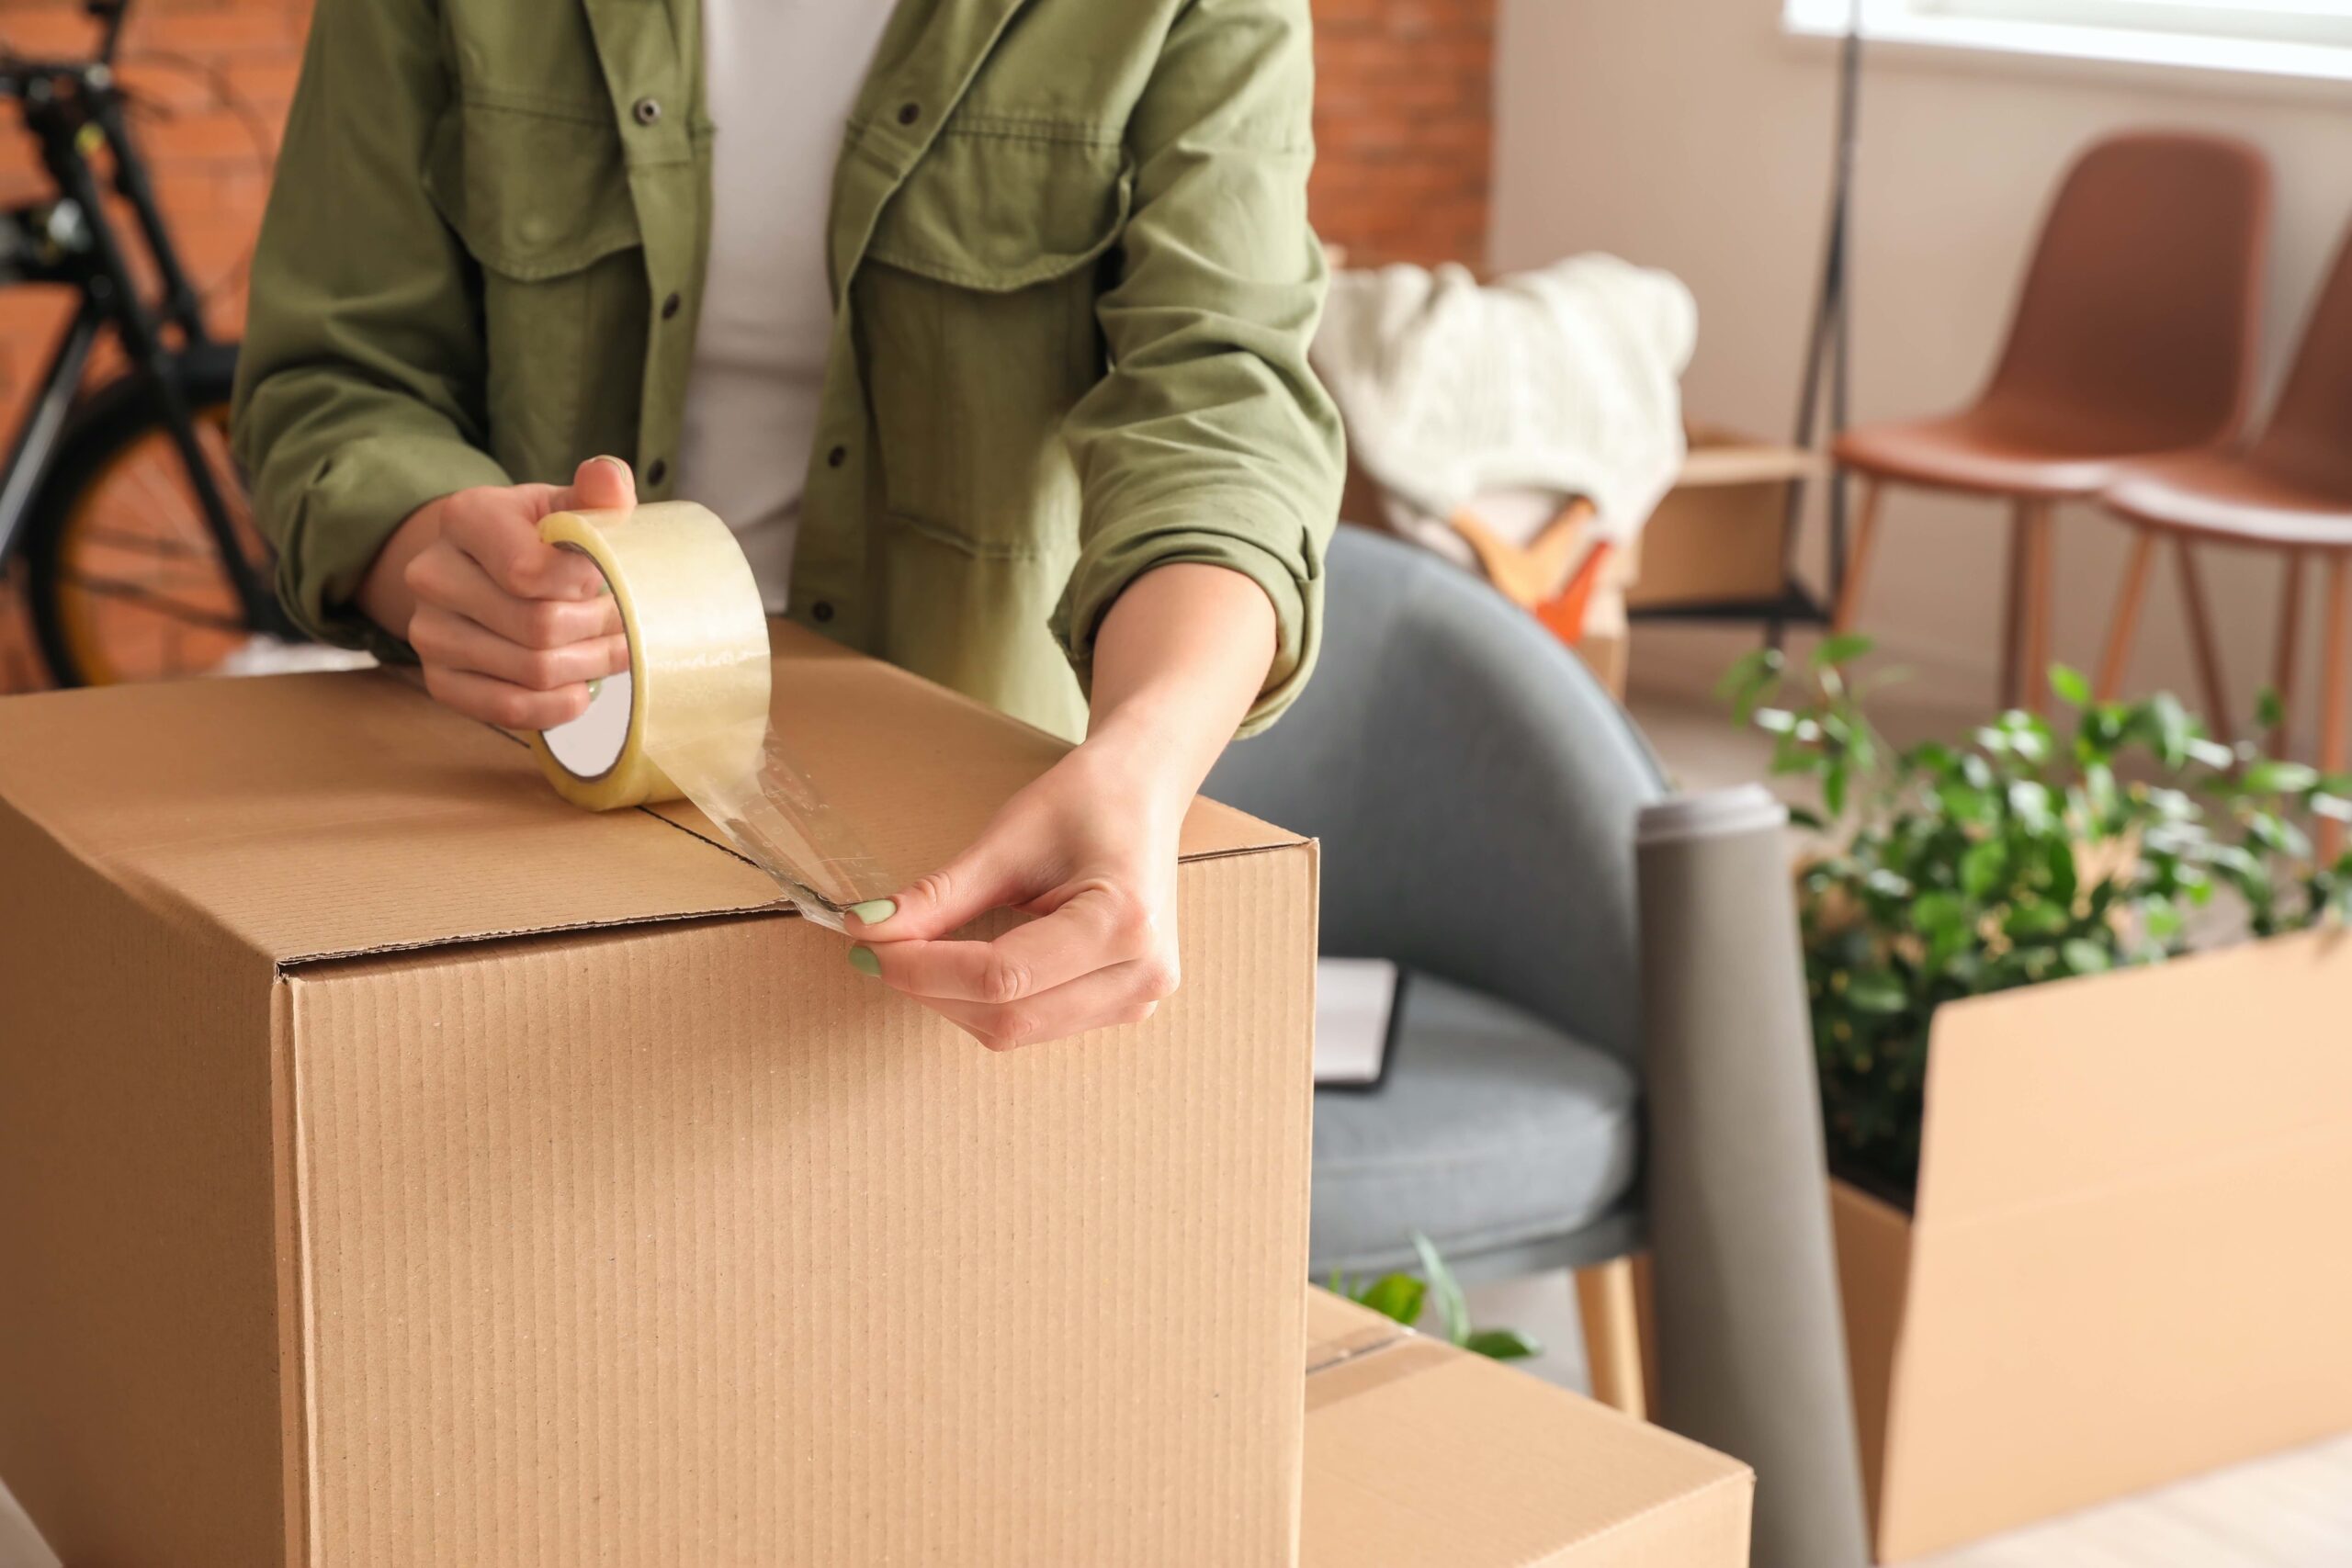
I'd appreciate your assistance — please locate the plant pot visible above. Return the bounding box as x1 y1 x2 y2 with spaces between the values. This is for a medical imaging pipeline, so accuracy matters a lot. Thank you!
1826 926 2352 1562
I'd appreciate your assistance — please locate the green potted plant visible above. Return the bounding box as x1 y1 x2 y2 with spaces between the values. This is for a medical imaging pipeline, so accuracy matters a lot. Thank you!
1721 636 2350 1201
1329 1233 1540 1362
1716 638 2352 1560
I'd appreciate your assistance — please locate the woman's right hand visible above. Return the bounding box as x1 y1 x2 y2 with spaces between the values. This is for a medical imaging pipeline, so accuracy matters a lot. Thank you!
357 456 638 729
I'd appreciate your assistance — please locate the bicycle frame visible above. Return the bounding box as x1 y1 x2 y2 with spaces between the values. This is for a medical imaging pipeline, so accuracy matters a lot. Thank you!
0 1 290 637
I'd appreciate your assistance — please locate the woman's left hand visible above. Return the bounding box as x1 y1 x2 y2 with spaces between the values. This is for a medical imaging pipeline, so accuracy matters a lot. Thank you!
842 735 1185 1050
843 562 1279 1050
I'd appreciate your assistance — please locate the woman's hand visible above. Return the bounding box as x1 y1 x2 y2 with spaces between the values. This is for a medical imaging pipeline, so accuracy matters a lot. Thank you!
357 456 638 729
846 563 1278 1050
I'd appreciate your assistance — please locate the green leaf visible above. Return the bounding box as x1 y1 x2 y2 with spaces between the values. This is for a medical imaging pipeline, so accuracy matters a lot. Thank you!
2244 759 2321 795
1962 839 2007 898
2147 693 2193 769
2049 664 2091 707
1464 1328 1543 1361
2004 899 2070 939
1845 969 1908 1014
2060 939 2111 976
2256 686 2287 733
1355 1273 1425 1327
1411 1232 1471 1348
1812 632 1874 671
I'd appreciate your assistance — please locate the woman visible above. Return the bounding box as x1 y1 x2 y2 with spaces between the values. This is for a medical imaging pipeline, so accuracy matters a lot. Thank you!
232 0 1342 1047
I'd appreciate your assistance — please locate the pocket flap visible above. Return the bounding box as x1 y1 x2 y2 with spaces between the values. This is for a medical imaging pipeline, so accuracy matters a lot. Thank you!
866 131 1131 294
424 100 641 280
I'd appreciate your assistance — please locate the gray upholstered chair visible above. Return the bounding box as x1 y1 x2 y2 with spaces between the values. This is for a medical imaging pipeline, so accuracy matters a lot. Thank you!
1205 525 1667 1410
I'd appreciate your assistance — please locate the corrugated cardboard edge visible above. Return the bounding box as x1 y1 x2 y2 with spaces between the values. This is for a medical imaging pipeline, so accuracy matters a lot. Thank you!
1827 1179 1911 1554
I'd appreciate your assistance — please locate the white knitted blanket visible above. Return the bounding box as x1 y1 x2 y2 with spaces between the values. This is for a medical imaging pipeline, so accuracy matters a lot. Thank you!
1312 254 1697 557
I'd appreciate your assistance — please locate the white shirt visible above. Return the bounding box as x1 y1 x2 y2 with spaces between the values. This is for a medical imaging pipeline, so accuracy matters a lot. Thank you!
675 0 896 613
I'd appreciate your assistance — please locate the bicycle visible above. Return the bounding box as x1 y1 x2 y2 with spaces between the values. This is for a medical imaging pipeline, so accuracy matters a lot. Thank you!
0 0 290 688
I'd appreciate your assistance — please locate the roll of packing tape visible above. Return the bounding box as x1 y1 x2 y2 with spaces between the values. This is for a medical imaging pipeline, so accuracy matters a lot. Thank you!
529 502 771 812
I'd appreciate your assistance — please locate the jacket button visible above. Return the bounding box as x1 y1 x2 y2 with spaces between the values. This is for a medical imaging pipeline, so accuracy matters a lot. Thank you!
632 96 662 126
896 101 921 127
827 445 848 468
811 600 836 623
661 291 682 320
647 457 669 486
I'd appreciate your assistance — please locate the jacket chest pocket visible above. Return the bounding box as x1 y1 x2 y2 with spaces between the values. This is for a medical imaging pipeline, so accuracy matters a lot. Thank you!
424 100 648 479
857 130 1130 555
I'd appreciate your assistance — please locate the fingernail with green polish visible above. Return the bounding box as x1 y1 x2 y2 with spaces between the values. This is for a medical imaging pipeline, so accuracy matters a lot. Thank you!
849 898 897 927
586 677 604 702
847 945 881 978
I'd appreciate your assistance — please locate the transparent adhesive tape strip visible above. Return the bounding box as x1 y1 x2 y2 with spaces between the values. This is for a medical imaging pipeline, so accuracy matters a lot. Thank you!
527 502 896 932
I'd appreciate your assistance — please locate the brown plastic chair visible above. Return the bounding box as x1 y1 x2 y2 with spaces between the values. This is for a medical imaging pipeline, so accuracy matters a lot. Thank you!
2097 220 2352 857
1830 131 2272 714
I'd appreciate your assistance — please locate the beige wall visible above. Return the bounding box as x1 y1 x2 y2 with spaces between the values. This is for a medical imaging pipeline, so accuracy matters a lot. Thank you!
1493 0 2352 735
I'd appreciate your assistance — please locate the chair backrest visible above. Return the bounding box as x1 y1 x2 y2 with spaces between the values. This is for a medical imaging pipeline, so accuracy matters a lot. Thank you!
2254 220 2352 497
1204 526 1667 1070
1983 130 2270 451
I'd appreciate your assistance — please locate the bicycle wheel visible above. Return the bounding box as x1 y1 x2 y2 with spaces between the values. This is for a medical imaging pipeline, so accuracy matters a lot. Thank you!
23 342 271 687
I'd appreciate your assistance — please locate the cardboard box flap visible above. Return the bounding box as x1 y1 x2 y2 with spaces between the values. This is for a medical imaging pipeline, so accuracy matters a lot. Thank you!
1915 928 2352 1228
0 625 1298 967
1302 1291 1755 1566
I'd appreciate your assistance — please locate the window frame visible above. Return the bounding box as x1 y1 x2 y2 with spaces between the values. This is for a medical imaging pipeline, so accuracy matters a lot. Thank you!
1782 0 2352 84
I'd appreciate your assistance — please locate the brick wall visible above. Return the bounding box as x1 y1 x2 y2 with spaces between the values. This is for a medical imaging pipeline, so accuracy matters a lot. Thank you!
0 0 1494 693
1309 0 1495 270
0 0 307 692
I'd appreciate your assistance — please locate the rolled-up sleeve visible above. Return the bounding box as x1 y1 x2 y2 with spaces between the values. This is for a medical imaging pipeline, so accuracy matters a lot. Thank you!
229 0 510 660
1052 0 1345 737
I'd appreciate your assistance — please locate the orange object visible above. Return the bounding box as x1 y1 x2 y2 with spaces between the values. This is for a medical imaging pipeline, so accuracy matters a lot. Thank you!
1447 499 1591 611
1536 538 1617 647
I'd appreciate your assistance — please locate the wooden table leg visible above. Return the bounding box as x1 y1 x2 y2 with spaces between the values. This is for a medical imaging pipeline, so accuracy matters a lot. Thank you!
1832 479 1884 635
2272 551 2307 756
2321 556 2349 863
2098 528 2157 701
2174 540 2234 746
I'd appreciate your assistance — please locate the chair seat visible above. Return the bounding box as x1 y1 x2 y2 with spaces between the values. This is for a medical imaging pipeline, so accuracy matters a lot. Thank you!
1834 408 2204 499
2102 450 2352 551
1309 973 1639 1277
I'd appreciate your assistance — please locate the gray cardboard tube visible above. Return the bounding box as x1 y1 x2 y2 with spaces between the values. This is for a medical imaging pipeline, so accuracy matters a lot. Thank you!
1638 785 1871 1568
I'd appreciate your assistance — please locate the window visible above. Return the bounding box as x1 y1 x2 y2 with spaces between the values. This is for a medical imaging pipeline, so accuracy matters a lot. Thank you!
1784 0 2352 80
1937 0 2352 45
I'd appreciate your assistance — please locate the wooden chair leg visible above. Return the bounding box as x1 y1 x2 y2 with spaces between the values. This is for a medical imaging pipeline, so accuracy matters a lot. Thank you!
1831 478 1885 635
1575 1257 1648 1421
2000 501 2032 709
2272 551 2307 756
2019 502 2055 715
2173 540 2235 746
2098 527 2158 701
2321 556 2349 863
1630 1251 1661 1408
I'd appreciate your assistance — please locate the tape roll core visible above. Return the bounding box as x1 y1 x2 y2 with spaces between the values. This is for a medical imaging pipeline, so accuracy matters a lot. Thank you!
529 502 771 812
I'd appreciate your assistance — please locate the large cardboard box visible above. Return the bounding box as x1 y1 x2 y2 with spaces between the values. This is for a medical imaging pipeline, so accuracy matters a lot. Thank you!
1300 1291 1753 1565
0 628 1318 1567
1828 929 2352 1562
1624 423 1823 612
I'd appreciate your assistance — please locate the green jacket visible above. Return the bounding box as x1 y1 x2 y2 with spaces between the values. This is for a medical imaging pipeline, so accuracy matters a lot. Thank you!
232 0 1342 739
